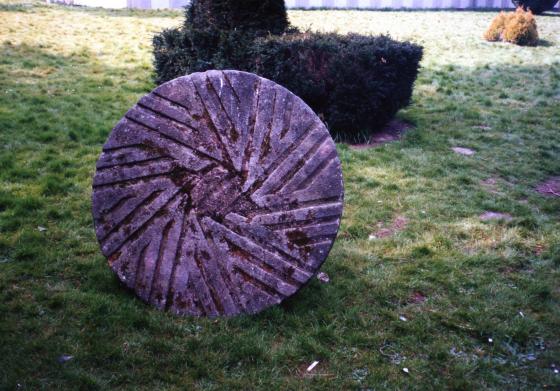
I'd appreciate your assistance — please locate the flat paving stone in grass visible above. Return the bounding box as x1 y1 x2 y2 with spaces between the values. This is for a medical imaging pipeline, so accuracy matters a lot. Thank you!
536 177 560 198
91 70 344 317
452 147 476 156
479 211 513 222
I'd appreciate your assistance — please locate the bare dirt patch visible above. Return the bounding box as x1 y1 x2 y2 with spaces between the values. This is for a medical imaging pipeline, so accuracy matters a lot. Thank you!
369 215 409 240
480 177 500 194
349 119 413 150
409 291 427 304
536 177 560 197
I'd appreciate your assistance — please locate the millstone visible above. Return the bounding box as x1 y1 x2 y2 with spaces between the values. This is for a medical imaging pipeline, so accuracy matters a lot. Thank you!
92 70 344 316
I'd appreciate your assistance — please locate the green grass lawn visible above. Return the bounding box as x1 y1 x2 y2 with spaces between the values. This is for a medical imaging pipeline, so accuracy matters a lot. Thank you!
1 2 560 390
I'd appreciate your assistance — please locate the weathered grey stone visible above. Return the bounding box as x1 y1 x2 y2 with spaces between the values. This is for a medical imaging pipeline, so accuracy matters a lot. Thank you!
452 147 475 156
92 70 344 317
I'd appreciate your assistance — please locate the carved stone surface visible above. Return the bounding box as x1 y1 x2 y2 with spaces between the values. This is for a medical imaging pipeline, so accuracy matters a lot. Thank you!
92 70 344 316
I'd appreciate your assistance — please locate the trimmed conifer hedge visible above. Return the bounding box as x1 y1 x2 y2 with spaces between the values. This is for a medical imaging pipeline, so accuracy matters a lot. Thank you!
153 0 423 142
252 33 423 141
511 0 558 14
185 0 289 34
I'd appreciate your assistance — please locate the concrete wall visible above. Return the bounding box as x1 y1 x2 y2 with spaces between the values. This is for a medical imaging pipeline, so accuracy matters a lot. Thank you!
286 0 514 8
47 0 187 8
48 0 558 9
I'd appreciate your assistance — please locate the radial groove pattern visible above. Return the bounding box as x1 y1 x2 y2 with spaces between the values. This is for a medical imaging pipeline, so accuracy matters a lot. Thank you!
92 70 344 316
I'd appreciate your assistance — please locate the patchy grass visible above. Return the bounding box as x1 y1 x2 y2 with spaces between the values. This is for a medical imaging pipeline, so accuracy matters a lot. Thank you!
1 3 559 390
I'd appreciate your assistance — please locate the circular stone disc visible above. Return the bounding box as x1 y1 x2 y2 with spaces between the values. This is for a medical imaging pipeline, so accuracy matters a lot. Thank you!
92 70 344 317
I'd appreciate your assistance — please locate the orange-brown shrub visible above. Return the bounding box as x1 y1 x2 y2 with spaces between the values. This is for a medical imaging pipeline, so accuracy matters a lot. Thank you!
503 8 539 45
484 8 539 46
484 12 508 42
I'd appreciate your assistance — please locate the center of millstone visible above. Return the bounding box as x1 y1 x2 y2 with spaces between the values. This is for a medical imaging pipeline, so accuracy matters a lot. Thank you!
185 165 253 220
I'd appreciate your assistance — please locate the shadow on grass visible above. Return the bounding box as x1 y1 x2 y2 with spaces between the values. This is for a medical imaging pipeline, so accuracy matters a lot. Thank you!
537 38 555 46
540 10 560 16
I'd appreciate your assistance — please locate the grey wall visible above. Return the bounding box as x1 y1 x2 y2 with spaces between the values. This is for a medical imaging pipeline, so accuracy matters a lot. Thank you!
48 0 559 9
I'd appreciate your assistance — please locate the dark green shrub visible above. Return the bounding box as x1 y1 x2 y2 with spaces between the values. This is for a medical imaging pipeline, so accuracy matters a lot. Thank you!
152 1 423 142
153 27 256 82
154 0 290 85
252 33 423 141
512 0 558 14
185 0 289 34
153 27 194 84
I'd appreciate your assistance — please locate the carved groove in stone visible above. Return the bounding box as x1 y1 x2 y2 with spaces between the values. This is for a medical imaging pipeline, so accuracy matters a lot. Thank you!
92 70 344 317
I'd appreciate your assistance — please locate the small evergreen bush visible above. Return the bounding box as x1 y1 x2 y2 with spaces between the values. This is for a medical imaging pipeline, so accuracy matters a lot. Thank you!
154 0 290 84
511 0 558 14
153 0 423 142
185 0 289 34
484 8 539 46
252 33 423 141
153 27 193 82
